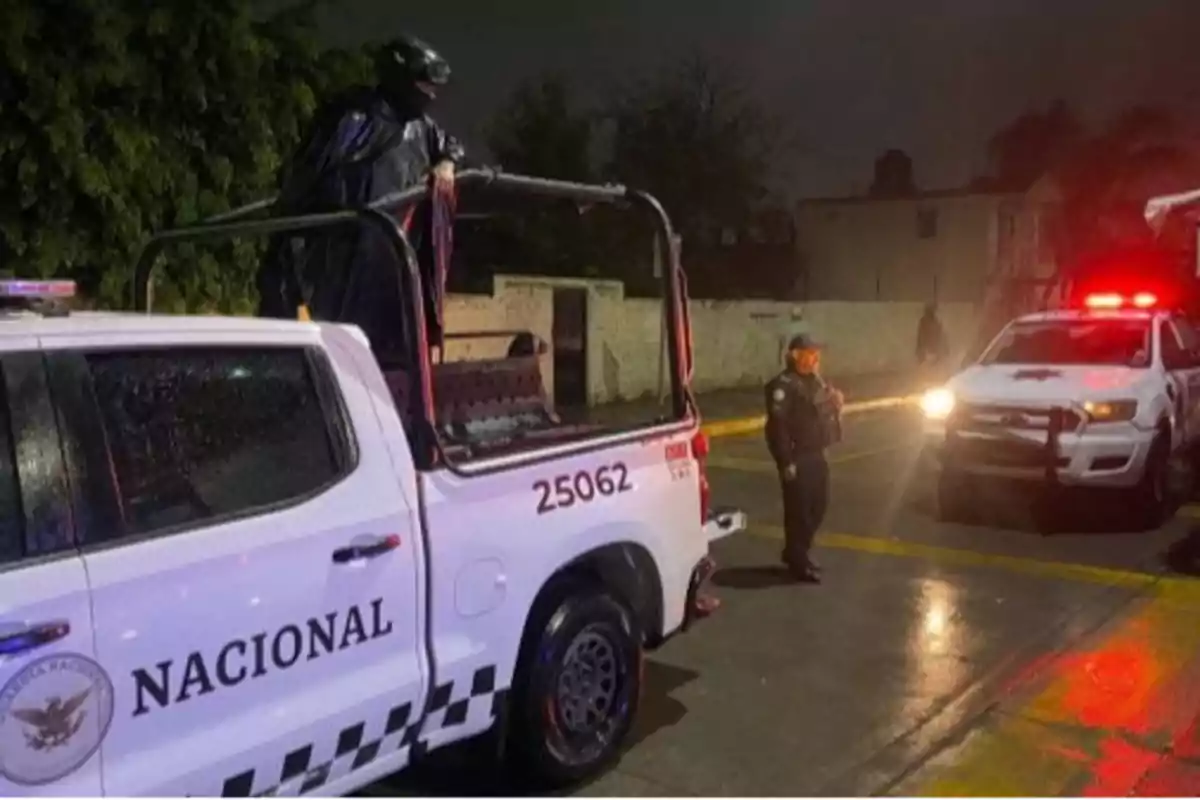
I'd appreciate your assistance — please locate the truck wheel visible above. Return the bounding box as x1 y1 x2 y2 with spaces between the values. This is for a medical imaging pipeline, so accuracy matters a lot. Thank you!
936 470 977 523
1131 432 1171 529
510 584 642 787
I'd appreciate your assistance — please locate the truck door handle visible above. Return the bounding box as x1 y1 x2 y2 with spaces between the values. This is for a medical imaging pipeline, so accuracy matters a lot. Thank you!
331 534 401 564
0 621 70 656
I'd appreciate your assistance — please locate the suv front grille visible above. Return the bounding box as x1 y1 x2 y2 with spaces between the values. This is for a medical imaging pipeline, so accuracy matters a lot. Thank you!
953 403 1082 435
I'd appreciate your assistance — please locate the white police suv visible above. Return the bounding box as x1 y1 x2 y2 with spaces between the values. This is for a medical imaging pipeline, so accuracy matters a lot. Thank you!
0 277 742 796
920 290 1200 526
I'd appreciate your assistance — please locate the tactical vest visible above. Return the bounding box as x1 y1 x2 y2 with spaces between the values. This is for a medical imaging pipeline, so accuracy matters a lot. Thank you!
815 378 843 447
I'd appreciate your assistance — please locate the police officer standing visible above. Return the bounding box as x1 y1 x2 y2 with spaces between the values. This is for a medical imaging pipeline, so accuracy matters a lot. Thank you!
765 334 844 582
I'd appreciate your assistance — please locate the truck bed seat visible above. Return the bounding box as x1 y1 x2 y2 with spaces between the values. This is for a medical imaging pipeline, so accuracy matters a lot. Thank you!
380 355 557 442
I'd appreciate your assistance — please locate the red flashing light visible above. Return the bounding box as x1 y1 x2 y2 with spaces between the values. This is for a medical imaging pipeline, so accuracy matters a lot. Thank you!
0 280 76 299
1132 292 1157 308
1084 293 1123 309
1083 292 1158 310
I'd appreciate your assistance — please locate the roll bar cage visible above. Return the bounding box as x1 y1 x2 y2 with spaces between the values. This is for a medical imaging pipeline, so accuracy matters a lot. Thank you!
131 167 696 441
1145 188 1200 236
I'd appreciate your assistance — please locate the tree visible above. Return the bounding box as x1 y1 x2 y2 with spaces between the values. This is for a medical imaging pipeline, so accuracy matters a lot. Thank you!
0 0 370 311
605 54 786 295
985 99 1083 192
983 102 1193 274
608 55 781 230
1055 106 1191 264
487 74 595 182
478 74 604 278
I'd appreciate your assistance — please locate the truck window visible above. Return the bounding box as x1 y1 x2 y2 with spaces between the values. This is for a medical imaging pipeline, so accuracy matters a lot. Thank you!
1161 322 1188 369
1170 319 1200 367
0 379 21 565
87 348 349 538
980 319 1151 368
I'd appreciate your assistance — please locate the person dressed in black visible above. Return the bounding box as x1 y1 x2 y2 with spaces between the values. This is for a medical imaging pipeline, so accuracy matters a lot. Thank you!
916 302 948 366
764 334 844 582
257 34 464 357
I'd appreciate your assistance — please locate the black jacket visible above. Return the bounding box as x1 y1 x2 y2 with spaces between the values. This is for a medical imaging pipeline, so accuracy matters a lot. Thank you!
764 370 839 470
257 87 464 352
917 313 948 360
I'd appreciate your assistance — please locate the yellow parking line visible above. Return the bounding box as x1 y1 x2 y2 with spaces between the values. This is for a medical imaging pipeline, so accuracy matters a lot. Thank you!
708 442 912 474
748 523 1164 590
702 416 770 439
1178 503 1200 520
706 455 777 474
700 393 920 439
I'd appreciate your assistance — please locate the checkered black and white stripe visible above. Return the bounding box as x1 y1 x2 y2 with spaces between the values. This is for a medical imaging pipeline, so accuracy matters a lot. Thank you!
217 666 509 797
422 664 510 740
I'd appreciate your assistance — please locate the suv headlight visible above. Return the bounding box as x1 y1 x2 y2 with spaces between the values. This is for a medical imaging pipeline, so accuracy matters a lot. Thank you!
921 387 955 420
1083 399 1137 423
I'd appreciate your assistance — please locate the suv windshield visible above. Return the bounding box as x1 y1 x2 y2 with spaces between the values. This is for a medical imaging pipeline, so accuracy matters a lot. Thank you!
980 318 1152 368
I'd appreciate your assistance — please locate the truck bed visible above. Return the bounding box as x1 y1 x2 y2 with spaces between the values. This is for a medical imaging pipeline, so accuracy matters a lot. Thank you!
381 354 608 461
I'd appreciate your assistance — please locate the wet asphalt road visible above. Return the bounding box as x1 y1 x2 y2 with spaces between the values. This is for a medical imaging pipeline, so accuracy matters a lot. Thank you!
372 406 1200 796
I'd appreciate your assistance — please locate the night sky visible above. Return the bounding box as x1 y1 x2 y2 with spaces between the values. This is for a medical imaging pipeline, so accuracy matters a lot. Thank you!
287 0 1200 198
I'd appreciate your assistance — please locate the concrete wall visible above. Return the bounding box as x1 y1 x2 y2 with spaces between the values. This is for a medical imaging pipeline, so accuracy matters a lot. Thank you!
442 274 984 405
679 298 980 395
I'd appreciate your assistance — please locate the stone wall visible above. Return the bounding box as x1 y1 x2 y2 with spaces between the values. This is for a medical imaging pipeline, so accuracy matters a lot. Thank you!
443 275 983 405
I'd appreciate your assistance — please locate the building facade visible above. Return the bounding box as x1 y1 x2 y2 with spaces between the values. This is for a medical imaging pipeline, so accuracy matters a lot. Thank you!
793 179 1060 305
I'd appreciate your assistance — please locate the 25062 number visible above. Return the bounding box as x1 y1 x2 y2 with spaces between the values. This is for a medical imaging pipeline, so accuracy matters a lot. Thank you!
534 463 633 515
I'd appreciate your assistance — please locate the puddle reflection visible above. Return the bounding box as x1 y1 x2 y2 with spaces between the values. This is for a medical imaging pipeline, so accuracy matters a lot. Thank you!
902 577 970 717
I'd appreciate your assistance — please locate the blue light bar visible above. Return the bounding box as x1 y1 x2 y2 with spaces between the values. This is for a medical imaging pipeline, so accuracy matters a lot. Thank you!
0 280 76 299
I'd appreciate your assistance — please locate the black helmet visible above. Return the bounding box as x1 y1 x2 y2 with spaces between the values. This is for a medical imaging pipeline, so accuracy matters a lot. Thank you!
376 35 451 90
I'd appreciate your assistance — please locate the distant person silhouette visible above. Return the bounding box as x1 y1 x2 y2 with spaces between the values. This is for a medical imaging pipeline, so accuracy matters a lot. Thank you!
916 302 948 366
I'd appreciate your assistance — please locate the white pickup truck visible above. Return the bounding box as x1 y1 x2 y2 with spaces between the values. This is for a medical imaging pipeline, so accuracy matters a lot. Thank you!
0 172 744 796
920 291 1200 526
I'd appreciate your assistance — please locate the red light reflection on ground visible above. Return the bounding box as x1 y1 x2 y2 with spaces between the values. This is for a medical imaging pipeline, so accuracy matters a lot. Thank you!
1173 713 1200 762
1052 643 1158 733
913 585 1200 796
1130 758 1200 796
1081 738 1163 796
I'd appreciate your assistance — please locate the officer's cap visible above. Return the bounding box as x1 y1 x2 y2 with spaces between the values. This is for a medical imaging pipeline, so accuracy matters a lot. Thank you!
787 332 824 351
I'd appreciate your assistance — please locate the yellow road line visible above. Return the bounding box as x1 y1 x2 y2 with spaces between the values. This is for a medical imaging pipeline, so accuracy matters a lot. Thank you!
706 455 778 474
709 441 913 474
701 393 920 438
701 417 769 439
746 523 1163 590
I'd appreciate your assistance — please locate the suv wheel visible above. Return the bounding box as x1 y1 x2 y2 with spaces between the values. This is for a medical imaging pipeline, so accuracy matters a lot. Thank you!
936 469 978 524
1131 431 1171 529
510 582 641 787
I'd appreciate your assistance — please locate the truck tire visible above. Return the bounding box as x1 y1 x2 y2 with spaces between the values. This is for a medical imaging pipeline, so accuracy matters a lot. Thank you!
1131 431 1171 530
936 470 978 524
509 583 642 787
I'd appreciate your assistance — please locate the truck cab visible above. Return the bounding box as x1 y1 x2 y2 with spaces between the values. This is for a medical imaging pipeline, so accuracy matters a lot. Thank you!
920 290 1200 527
0 171 745 796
